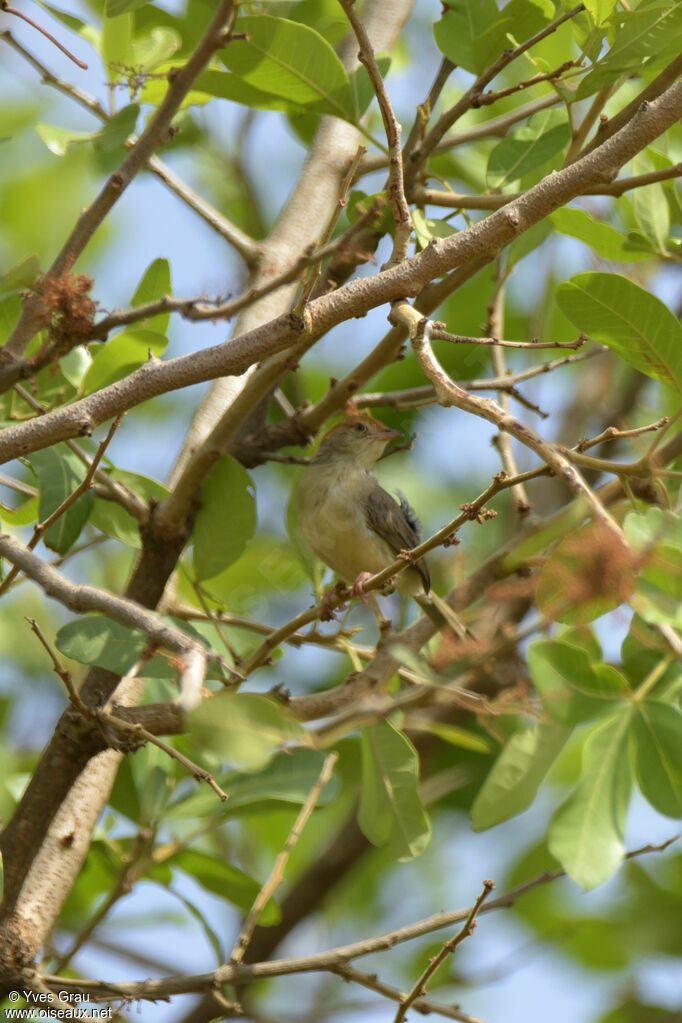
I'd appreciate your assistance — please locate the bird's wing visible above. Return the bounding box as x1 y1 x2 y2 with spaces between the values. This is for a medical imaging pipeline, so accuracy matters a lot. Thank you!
365 484 430 592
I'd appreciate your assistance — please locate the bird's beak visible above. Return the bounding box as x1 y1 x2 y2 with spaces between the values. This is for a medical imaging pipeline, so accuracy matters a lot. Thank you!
377 428 402 442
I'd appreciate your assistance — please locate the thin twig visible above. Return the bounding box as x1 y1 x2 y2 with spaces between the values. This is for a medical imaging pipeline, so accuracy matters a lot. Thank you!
232 751 338 963
25 616 90 716
100 710 228 801
42 836 677 1004
394 303 624 543
430 325 587 351
485 273 531 514
0 1 87 67
406 4 586 186
333 962 488 1023
293 145 367 313
394 880 495 1023
338 0 412 264
473 60 582 107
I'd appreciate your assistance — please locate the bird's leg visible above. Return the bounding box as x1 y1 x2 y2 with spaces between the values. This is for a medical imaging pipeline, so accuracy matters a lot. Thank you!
352 573 392 631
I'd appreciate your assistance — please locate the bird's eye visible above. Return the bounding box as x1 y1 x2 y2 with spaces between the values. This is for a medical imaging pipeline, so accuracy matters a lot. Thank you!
354 422 367 432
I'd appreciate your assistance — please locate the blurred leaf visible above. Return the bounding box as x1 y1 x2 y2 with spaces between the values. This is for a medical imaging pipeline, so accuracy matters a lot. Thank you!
167 748 336 818
0 255 41 297
631 152 670 254
633 701 682 818
548 708 633 889
528 639 624 723
358 720 431 861
550 207 652 262
172 848 280 924
56 614 176 677
412 208 456 249
102 10 134 69
187 692 307 769
471 722 572 830
193 455 256 581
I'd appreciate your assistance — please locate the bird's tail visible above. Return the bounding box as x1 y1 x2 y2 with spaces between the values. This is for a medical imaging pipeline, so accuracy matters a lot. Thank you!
415 591 470 639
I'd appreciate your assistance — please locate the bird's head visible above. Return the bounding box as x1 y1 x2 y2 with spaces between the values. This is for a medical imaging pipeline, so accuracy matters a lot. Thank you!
313 414 401 469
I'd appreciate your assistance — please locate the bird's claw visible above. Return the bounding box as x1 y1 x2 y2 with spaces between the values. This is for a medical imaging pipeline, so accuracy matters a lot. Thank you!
351 572 374 606
320 580 349 621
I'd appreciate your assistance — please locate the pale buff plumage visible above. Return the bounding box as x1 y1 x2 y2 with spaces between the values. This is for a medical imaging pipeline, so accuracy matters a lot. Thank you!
298 414 466 635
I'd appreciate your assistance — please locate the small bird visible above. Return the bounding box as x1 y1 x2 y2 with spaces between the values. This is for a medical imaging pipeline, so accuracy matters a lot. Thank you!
298 413 467 635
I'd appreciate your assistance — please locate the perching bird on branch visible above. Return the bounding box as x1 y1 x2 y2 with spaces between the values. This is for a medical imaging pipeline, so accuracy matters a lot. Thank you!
298 413 467 636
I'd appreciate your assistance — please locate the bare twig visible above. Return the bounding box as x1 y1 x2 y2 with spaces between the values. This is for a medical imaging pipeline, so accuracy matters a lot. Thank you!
232 752 338 963
42 836 677 1004
0 1 87 68
25 616 90 716
394 303 625 543
394 880 495 1023
485 276 531 514
338 0 412 264
430 326 586 351
333 961 488 1023
293 145 367 313
100 710 228 801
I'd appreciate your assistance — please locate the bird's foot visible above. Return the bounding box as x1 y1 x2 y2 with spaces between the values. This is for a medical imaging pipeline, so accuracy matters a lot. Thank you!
320 580 349 621
351 572 374 605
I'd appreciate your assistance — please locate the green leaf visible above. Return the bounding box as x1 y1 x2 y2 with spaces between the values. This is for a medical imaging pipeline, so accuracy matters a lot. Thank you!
548 708 633 889
358 720 431 861
528 639 622 723
193 454 256 581
412 208 456 249
550 208 651 262
220 16 354 121
89 467 168 548
0 255 40 298
348 56 391 120
487 108 570 189
56 615 176 677
130 257 172 333
187 692 307 770
631 153 670 254
192 69 299 113
36 122 93 157
474 0 554 73
83 328 168 393
102 11 134 70
556 272 682 394
582 0 618 24
577 2 682 99
471 722 572 830
633 701 682 818
433 0 498 74
172 849 280 924
286 473 318 582
29 445 94 554
106 0 152 19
